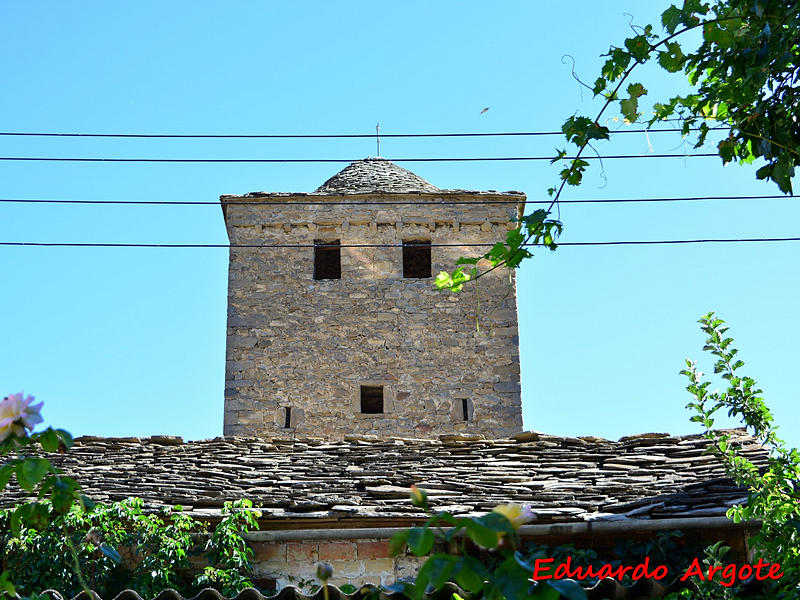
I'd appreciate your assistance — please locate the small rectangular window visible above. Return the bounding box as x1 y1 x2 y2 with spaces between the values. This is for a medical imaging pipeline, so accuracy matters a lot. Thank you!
461 399 470 421
403 240 431 278
360 385 384 414
283 407 292 429
314 240 341 280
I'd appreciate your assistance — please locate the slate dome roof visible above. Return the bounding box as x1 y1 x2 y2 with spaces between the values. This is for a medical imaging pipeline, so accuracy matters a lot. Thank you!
314 157 440 194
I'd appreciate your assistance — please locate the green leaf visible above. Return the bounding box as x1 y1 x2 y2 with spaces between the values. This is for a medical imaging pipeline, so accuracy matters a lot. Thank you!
657 42 685 72
26 501 51 530
661 5 683 34
523 209 549 227
453 556 488 593
492 556 535 599
415 555 458 594
600 47 631 80
627 82 647 100
51 476 79 513
619 83 647 123
100 543 123 563
38 428 60 452
10 502 50 534
0 570 17 597
550 148 568 164
718 138 736 163
407 526 434 556
704 21 736 48
389 529 409 556
478 511 517 536
56 429 74 449
530 584 560 600
624 35 651 61
547 579 587 600
772 158 795 194
620 99 637 122
464 519 500 548
18 458 51 490
562 116 610 148
0 463 14 491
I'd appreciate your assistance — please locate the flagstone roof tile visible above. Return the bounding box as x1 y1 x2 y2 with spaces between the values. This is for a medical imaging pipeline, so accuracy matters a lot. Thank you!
313 158 440 194
1 429 766 523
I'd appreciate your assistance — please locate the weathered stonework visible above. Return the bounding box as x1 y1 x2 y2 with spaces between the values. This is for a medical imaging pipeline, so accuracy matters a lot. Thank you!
250 539 425 589
221 158 524 440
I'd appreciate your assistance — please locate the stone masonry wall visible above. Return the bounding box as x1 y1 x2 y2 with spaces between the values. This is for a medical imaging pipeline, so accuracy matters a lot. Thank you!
222 192 524 440
251 539 425 590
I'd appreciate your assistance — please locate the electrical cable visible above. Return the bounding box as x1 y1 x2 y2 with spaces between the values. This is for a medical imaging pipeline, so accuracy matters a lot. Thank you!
0 194 790 206
0 127 727 139
0 153 720 163
1 238 797 248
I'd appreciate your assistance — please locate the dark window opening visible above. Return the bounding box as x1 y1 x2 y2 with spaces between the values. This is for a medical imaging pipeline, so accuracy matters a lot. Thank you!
283 407 292 429
314 239 341 280
403 240 431 278
360 386 384 414
461 399 470 421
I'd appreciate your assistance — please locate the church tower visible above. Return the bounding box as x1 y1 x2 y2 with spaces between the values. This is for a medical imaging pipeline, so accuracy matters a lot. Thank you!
222 158 523 440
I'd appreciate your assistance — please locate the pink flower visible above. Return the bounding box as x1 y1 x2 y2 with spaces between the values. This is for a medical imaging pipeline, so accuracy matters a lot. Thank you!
0 393 44 442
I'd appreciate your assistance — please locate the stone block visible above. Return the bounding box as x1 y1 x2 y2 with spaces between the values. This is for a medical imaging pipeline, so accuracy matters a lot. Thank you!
287 542 317 563
357 540 392 559
319 541 357 561
328 559 364 578
222 190 524 441
252 542 286 562
362 558 395 577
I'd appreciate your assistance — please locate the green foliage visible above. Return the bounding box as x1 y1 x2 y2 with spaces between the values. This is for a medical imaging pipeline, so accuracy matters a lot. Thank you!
1 427 81 527
194 499 261 596
442 1 798 292
0 497 261 599
1 412 90 598
434 210 562 292
389 501 586 600
663 543 742 600
576 0 799 193
681 313 800 597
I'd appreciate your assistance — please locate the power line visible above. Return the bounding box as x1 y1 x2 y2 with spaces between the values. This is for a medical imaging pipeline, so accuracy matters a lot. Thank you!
1 238 797 248
0 194 790 206
0 127 727 139
0 153 719 163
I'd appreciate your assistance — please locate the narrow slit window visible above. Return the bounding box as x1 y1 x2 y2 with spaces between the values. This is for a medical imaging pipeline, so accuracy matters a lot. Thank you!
403 240 431 278
360 385 384 414
461 399 470 421
283 407 292 428
314 239 341 280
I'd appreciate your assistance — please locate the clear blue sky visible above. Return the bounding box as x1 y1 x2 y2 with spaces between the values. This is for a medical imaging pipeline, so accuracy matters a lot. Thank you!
1 1 797 448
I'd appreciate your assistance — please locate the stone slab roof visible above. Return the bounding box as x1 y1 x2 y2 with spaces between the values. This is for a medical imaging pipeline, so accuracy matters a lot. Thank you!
1 429 765 525
221 156 527 200
313 158 440 194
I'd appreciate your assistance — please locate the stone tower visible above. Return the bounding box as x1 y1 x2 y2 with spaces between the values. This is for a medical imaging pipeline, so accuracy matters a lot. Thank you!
222 158 523 440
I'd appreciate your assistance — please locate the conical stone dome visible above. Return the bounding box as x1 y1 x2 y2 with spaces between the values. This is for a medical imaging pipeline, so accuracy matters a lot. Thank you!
314 157 440 194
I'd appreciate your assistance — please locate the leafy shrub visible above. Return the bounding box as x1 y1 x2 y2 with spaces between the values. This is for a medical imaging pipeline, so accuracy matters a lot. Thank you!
1 497 260 599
